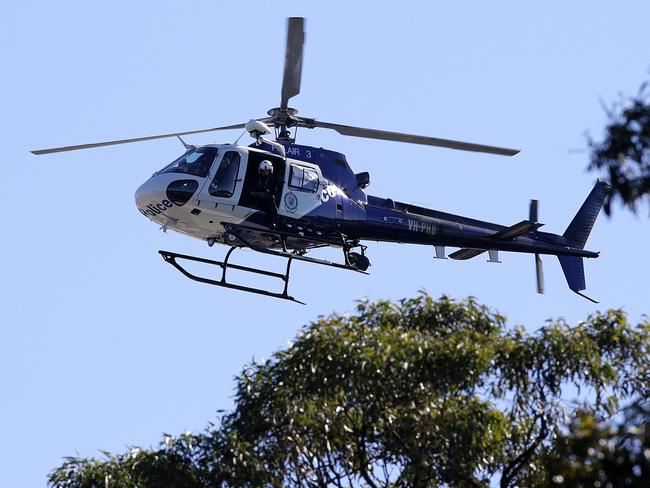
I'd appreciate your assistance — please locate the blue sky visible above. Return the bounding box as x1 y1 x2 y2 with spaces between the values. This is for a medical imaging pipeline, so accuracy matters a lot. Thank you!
2 1 649 485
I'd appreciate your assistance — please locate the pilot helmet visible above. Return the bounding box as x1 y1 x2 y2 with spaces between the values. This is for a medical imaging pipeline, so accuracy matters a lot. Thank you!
259 160 273 176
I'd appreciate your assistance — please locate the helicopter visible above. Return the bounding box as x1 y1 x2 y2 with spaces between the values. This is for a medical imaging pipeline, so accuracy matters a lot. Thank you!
32 17 609 304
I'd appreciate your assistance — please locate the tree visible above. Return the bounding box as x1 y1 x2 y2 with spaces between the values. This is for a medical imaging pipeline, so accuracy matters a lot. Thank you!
541 402 650 487
588 79 650 215
49 294 650 487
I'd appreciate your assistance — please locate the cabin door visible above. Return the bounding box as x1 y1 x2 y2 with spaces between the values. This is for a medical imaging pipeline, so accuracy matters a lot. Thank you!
196 149 248 224
278 160 323 218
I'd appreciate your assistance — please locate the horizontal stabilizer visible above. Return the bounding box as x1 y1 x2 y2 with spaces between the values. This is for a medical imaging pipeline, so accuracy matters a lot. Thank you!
492 220 541 240
449 248 485 260
449 220 540 260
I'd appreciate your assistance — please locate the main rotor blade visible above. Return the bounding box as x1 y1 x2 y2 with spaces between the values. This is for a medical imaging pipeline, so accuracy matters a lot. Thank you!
280 17 305 109
31 123 247 155
305 120 519 156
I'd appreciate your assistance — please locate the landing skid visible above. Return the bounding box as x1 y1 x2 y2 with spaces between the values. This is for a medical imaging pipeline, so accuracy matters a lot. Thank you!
159 248 304 304
159 237 367 303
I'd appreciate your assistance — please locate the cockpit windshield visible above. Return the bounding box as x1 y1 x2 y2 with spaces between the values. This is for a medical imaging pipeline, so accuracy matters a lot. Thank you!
158 147 219 178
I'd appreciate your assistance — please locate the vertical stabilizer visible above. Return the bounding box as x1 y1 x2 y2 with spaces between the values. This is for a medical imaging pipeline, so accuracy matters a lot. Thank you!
563 181 610 249
557 181 609 303
557 255 597 303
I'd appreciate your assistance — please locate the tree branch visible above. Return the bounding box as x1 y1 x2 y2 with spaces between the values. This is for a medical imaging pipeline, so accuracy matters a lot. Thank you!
500 407 548 488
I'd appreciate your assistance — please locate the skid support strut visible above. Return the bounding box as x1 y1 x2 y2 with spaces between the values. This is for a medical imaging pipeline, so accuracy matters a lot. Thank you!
159 249 305 304
222 223 370 273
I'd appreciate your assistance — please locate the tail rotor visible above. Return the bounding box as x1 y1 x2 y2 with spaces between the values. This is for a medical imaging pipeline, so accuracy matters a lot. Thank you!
529 199 544 294
530 181 609 302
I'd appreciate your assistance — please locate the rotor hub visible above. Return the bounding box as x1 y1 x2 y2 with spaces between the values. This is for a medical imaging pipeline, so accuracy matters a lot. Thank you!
267 107 300 127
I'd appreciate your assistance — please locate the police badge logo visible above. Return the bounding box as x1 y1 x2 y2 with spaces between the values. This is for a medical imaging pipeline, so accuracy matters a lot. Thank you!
284 191 298 212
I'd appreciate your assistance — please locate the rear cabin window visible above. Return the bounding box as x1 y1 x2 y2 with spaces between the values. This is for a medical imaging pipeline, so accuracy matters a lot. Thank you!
289 164 319 192
209 151 240 198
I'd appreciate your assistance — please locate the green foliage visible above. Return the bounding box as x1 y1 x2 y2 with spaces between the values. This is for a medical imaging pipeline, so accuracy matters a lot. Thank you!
588 80 650 215
541 403 650 487
49 433 207 488
49 294 650 487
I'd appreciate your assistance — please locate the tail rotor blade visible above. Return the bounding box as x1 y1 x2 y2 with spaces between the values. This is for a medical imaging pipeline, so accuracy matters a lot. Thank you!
529 199 538 223
535 253 545 294
531 200 544 293
280 17 305 109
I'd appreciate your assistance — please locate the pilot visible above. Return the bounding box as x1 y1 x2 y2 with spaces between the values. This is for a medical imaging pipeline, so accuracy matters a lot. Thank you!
257 160 274 191
252 160 278 219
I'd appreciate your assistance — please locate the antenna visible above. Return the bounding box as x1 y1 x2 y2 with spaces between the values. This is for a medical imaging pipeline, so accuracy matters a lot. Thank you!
176 135 195 150
246 120 286 158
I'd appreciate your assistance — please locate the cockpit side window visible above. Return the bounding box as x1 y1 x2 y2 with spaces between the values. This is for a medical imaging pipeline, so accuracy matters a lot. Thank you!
289 165 304 188
289 164 319 192
209 151 241 198
158 147 218 178
303 167 319 191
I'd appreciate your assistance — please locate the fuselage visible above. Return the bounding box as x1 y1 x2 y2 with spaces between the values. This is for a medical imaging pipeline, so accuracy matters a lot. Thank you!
134 142 596 260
